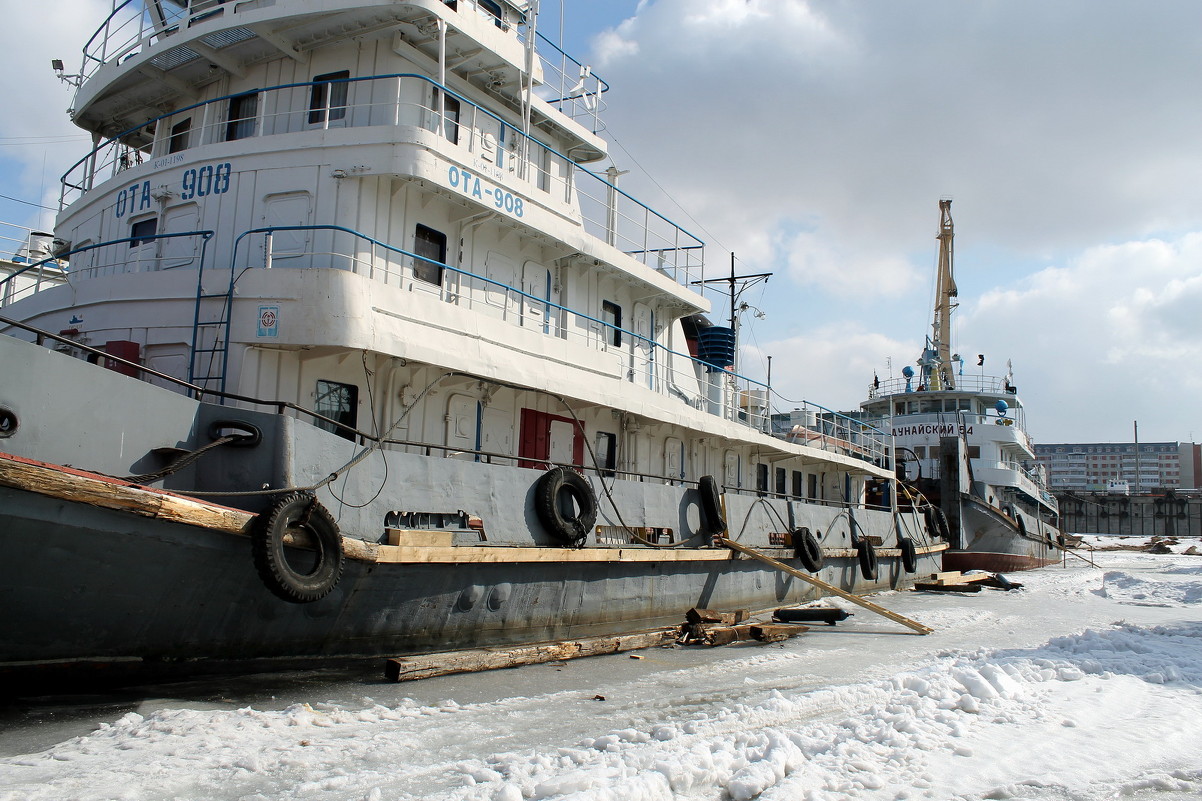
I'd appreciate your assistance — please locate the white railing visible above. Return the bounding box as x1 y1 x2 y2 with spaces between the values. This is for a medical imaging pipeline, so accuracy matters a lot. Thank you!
60 74 704 289
0 223 69 308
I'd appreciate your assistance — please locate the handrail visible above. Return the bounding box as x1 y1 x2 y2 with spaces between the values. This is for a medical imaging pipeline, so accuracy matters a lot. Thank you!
0 230 215 304
58 72 704 285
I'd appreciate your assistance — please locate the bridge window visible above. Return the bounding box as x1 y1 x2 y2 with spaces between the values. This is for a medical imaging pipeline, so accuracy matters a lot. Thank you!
601 300 622 347
596 432 617 477
168 118 191 153
315 379 358 441
413 224 446 285
226 92 258 141
433 90 460 144
308 71 349 125
479 0 504 27
129 217 158 247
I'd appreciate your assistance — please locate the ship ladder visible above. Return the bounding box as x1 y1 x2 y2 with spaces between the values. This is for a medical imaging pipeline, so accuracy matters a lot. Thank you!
188 245 237 398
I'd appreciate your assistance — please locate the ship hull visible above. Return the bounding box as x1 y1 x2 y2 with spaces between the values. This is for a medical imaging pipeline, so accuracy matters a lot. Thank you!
0 336 940 682
943 495 1060 573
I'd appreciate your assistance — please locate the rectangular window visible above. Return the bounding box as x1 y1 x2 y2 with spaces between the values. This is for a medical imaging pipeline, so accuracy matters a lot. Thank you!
226 92 258 141
433 90 460 144
413 224 446 285
775 467 786 496
168 117 191 153
807 473 818 500
479 0 504 27
601 300 622 347
595 432 617 477
308 71 349 125
791 470 803 498
315 379 358 441
756 463 769 495
129 217 158 247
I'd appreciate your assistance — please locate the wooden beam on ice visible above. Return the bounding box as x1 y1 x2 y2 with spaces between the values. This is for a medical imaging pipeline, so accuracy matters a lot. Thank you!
384 628 677 682
720 538 934 635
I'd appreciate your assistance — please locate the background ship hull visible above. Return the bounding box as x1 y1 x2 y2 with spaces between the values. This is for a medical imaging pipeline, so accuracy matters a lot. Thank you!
943 496 1059 572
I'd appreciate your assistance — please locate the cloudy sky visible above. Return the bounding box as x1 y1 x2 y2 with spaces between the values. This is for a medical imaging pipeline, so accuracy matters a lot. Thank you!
4 0 1201 444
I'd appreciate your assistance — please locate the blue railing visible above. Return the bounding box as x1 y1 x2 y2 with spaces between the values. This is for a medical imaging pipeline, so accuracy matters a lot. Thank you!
0 230 215 308
59 73 705 288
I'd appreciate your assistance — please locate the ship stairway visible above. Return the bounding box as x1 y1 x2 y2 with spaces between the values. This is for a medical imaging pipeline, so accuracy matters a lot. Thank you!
188 250 236 401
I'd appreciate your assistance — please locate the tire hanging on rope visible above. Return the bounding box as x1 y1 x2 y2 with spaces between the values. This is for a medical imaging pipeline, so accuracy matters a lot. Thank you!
697 474 726 536
252 492 344 603
924 505 950 541
791 527 824 572
897 536 918 573
856 538 879 581
534 466 597 546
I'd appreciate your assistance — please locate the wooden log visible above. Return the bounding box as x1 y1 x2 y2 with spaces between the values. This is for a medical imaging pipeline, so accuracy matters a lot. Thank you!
384 628 676 682
0 451 253 535
686 608 749 625
720 537 934 635
706 627 744 646
750 623 803 643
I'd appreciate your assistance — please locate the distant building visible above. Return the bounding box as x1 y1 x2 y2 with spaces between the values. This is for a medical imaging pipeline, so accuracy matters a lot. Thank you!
1033 441 1201 493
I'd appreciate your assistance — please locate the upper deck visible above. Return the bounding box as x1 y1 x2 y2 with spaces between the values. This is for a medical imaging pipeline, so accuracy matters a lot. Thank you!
70 0 606 160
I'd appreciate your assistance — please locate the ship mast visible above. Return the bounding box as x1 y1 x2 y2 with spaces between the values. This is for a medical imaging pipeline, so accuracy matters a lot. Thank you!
926 198 958 390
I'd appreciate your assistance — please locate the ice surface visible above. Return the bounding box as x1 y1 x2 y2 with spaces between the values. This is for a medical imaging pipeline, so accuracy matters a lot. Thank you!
2 542 1201 801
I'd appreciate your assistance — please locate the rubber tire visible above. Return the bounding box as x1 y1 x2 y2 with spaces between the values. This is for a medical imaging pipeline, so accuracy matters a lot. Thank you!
856 539 879 581
924 505 950 541
791 528 824 572
534 467 598 545
898 536 918 573
252 492 344 603
697 475 726 536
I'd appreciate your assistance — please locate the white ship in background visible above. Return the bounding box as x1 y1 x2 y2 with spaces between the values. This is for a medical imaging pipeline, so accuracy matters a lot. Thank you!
0 0 946 683
861 199 1062 571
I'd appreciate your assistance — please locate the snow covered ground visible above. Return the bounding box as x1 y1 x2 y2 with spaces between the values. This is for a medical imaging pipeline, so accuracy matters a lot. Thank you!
3 537 1202 801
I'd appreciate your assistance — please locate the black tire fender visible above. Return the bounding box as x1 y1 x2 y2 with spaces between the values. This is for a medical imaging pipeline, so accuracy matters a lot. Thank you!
924 505 950 541
252 492 344 603
791 527 824 572
534 466 597 546
857 538 879 581
697 475 726 536
898 536 918 573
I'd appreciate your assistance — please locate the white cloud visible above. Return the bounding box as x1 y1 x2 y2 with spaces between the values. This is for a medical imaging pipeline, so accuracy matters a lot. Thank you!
1 0 110 224
588 0 1202 441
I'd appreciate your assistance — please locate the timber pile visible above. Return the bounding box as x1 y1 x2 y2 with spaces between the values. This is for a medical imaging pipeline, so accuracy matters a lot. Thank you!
676 608 806 646
913 571 1023 592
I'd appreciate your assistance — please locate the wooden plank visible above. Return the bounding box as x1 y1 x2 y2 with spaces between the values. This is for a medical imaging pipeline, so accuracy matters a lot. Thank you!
750 623 802 643
384 629 677 682
686 608 749 625
720 538 934 635
374 544 737 565
0 451 253 535
386 528 455 547
914 582 983 593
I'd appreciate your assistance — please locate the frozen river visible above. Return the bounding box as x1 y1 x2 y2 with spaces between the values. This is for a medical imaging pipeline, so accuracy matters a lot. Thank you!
3 537 1201 800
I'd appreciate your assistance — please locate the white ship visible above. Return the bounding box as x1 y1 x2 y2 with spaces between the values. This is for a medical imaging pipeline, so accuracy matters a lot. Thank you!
861 200 1062 571
0 0 944 682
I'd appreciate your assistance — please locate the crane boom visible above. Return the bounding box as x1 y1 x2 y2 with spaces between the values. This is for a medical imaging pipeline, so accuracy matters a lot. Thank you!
927 199 958 389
